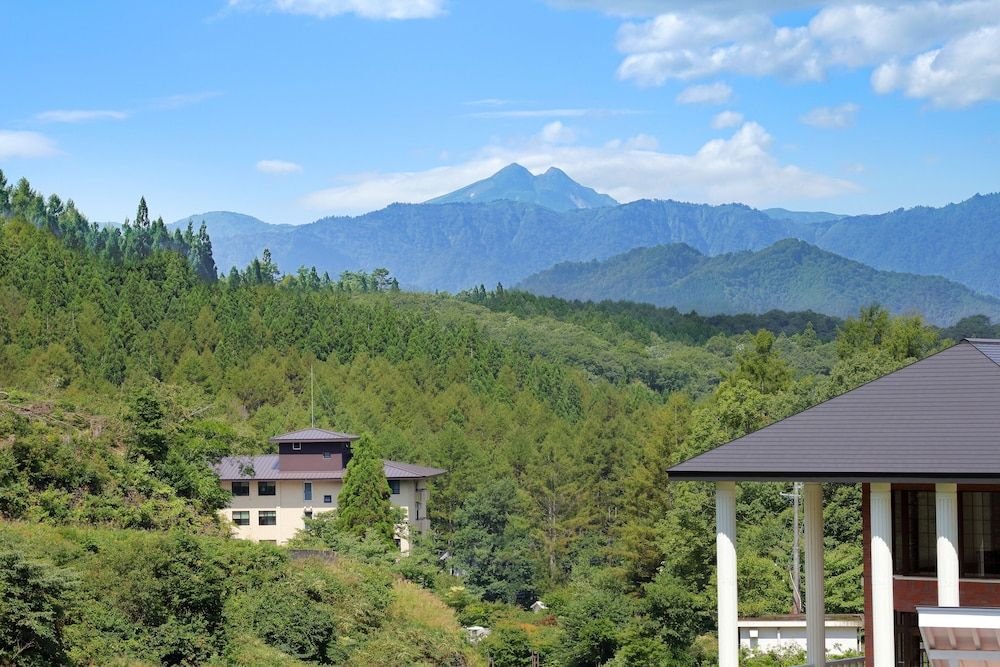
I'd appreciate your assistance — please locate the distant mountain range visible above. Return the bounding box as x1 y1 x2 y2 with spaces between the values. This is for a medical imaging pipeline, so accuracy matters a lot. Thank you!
170 211 287 238
426 163 617 210
183 197 802 292
517 240 1000 325
175 164 1000 321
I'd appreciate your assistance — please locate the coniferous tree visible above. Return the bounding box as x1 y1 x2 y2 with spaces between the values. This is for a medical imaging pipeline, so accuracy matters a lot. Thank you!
333 434 396 545
128 386 168 463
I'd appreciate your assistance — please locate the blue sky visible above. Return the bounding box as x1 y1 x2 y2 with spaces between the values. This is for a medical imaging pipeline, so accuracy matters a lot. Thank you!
2 0 998 223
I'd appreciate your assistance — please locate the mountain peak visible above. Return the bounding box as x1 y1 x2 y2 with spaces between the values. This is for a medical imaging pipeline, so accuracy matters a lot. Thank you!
426 163 618 211
498 162 532 176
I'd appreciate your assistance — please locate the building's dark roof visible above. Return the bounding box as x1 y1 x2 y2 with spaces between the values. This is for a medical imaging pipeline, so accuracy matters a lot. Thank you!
268 428 359 443
214 454 445 481
668 339 1000 483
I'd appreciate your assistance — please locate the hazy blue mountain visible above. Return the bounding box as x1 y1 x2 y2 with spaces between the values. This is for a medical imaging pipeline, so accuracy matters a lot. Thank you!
426 163 618 210
762 208 845 224
170 211 294 273
170 211 291 237
517 239 1000 325
185 165 1000 301
808 193 1000 298
207 199 800 290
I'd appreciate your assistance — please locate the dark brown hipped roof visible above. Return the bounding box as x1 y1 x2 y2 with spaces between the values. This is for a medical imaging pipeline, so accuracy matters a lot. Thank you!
214 454 446 481
668 339 1000 483
268 428 359 443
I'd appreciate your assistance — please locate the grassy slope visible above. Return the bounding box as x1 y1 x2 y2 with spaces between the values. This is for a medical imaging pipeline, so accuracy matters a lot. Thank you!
0 521 480 667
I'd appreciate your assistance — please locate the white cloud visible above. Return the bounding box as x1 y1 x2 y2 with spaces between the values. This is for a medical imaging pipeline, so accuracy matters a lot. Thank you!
799 102 859 128
0 130 59 159
155 91 223 110
463 98 521 107
676 82 732 104
257 159 304 174
547 1 816 16
871 25 1000 107
228 0 444 20
467 107 640 118
711 110 744 128
613 1 1000 106
35 109 128 123
538 121 577 144
624 133 659 150
300 121 857 214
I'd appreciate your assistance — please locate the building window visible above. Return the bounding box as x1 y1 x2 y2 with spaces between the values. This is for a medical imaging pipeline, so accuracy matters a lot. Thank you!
232 481 250 496
960 491 1000 578
323 495 332 504
258 481 276 496
323 452 332 459
304 482 313 501
260 540 277 544
304 510 313 519
893 489 936 576
232 511 250 526
259 510 277 526
292 442 301 451
389 479 401 495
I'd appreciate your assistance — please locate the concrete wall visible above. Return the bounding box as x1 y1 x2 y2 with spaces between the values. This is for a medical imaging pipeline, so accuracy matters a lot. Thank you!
220 478 424 550
738 624 861 655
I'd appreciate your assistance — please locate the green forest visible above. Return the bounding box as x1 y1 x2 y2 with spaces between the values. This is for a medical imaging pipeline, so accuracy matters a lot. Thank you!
0 171 968 666
515 239 1000 325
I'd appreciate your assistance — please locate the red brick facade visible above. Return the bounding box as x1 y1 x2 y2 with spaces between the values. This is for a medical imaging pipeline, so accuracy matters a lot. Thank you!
861 482 1000 667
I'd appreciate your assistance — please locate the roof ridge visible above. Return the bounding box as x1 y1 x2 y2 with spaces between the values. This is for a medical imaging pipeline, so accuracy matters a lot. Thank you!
964 338 1000 368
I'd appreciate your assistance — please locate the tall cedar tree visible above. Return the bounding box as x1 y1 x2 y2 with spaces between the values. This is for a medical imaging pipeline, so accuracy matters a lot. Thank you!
334 434 397 545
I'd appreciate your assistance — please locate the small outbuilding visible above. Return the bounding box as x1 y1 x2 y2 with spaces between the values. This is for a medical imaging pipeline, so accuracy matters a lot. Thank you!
738 615 863 655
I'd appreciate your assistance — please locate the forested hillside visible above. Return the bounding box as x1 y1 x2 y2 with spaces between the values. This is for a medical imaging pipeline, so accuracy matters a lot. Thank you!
517 239 1000 325
807 193 1000 297
0 173 959 665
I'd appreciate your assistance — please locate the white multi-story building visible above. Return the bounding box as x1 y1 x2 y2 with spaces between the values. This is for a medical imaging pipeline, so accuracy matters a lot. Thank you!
214 428 445 551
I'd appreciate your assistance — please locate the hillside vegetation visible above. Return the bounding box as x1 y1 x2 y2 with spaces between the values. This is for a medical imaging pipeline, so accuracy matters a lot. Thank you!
0 172 968 665
517 239 1000 325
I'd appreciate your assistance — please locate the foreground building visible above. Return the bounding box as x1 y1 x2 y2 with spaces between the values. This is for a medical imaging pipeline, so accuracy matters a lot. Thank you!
668 339 1000 667
214 428 445 551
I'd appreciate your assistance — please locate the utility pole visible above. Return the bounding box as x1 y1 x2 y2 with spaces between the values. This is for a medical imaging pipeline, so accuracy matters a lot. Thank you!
781 482 803 614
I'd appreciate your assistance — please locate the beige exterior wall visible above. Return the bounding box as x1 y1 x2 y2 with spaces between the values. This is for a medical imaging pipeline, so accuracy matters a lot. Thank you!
219 478 426 551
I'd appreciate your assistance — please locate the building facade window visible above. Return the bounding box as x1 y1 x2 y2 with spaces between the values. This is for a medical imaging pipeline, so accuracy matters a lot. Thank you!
892 489 937 576
258 481 276 496
304 481 312 501
259 510 277 526
232 511 250 526
960 490 1000 578
323 495 332 504
232 481 249 496
292 442 302 450
323 452 332 459
892 489 1000 578
389 479 401 495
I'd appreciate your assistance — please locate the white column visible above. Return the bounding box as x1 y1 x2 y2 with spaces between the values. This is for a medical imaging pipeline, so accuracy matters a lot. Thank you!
716 481 739 667
805 483 826 667
870 483 895 667
935 483 960 607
